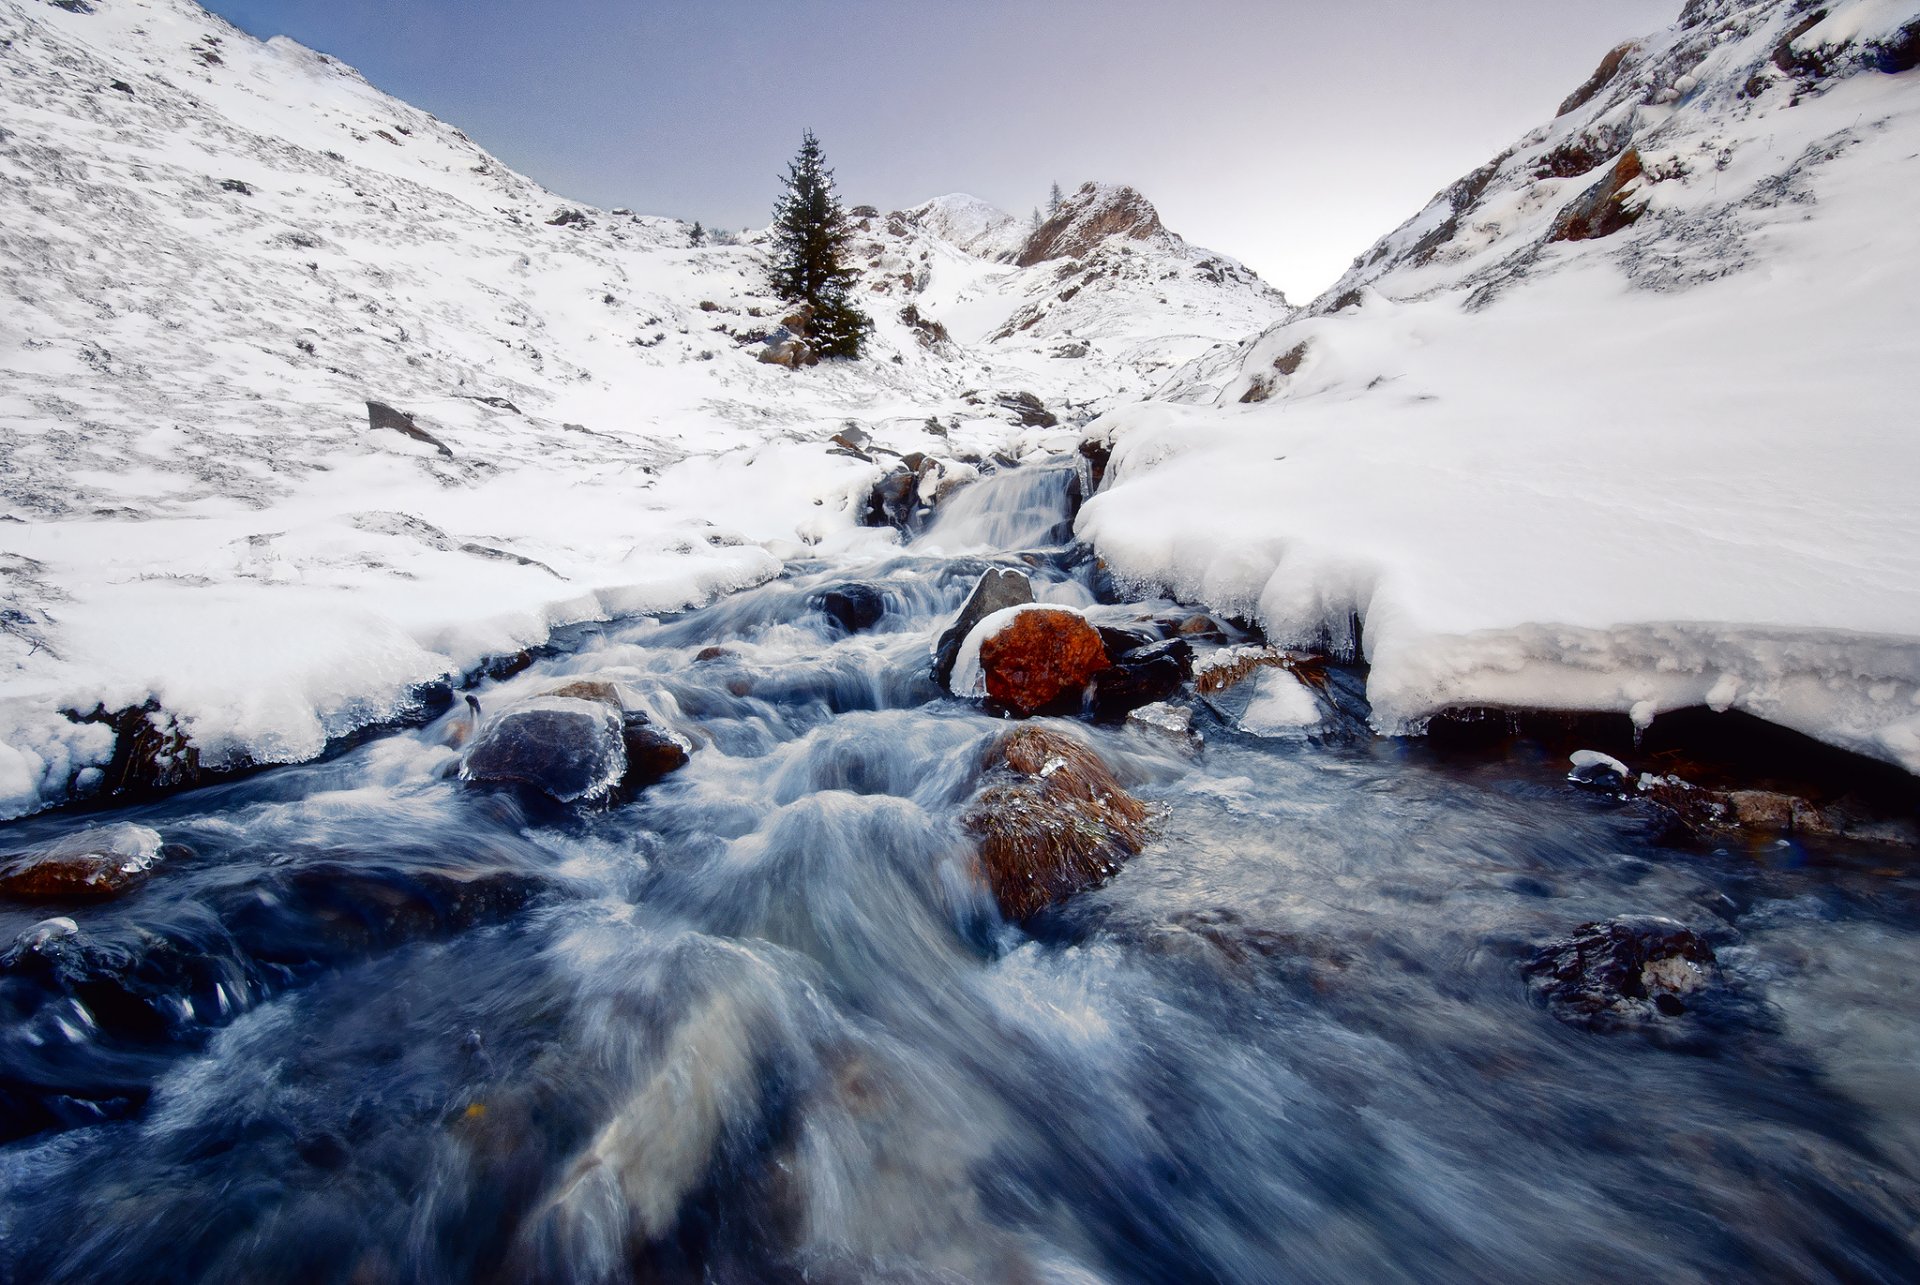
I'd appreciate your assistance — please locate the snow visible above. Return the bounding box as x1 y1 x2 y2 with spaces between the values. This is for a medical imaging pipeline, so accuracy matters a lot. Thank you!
1568 750 1631 782
0 0 1284 818
1237 670 1323 737
1080 0 1920 773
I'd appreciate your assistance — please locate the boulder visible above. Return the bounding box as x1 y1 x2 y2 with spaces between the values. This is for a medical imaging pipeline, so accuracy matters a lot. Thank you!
619 711 691 788
962 726 1152 921
933 568 1034 692
864 463 918 529
461 696 626 803
538 679 691 792
758 333 818 369
0 824 167 900
1522 916 1716 1029
814 583 886 634
974 607 1110 716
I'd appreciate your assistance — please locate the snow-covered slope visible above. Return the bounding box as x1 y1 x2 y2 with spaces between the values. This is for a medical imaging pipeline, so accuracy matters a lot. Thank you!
0 0 1287 818
1080 0 1920 771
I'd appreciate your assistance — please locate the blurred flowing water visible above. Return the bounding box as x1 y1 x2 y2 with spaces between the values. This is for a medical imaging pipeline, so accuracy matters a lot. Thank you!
2 468 1918 1283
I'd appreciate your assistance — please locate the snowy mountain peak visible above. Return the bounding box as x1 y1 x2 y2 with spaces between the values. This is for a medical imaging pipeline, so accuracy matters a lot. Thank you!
897 194 1027 261
1016 182 1167 267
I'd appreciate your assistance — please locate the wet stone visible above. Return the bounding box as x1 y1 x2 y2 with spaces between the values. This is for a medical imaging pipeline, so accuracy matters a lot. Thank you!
977 608 1110 717
962 726 1152 922
1522 915 1718 1032
932 567 1033 693
0 824 167 900
814 583 886 634
461 696 626 803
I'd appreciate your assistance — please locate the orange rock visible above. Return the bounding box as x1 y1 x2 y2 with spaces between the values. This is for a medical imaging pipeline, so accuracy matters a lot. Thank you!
977 607 1109 716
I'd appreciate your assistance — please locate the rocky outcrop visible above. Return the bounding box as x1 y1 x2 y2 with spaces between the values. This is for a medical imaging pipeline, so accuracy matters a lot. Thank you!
1546 149 1646 243
1016 183 1166 268
933 568 1034 692
366 401 453 457
0 823 167 899
962 726 1152 920
974 607 1111 716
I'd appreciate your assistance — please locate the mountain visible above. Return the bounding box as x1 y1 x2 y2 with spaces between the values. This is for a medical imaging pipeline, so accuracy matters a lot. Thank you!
0 0 1286 818
1080 0 1920 771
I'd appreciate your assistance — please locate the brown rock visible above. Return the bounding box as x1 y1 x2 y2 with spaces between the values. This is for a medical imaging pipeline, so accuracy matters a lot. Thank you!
1547 149 1646 243
962 727 1152 920
977 608 1110 716
0 824 166 900
545 679 621 706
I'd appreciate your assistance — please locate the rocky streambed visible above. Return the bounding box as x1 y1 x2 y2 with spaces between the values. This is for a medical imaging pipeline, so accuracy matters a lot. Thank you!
1 464 1918 1282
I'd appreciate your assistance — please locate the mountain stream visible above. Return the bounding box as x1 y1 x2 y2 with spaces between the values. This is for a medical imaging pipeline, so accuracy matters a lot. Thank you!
2 466 1917 1283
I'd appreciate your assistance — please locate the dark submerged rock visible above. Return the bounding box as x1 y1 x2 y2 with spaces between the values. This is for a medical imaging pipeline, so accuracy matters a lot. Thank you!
813 583 886 634
1523 916 1717 1031
1091 638 1194 723
932 568 1033 692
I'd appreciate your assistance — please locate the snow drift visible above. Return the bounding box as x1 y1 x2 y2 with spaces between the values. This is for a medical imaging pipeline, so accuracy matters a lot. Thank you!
1080 0 1920 771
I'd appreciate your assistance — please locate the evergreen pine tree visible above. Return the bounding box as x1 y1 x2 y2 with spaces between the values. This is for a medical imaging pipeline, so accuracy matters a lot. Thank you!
690 220 705 246
1048 181 1065 214
768 130 869 359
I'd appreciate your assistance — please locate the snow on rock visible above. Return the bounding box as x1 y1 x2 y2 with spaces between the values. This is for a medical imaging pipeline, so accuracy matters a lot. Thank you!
0 0 1286 817
1080 0 1920 773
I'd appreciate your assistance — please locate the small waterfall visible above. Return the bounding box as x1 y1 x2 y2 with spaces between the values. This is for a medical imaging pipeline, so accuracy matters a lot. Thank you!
914 465 1077 553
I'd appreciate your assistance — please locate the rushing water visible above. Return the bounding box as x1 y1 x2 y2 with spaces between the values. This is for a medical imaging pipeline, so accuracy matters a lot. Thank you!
2 467 1918 1284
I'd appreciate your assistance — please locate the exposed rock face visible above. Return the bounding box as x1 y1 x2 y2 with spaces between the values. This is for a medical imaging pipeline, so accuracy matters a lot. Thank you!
1016 183 1167 268
976 607 1111 716
461 696 626 803
933 568 1034 692
962 726 1152 920
0 824 166 899
1557 40 1641 116
1547 149 1646 243
1523 916 1717 1029
365 401 453 457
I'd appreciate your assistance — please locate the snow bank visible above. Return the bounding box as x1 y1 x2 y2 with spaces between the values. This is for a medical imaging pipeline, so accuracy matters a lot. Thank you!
1082 10 1920 773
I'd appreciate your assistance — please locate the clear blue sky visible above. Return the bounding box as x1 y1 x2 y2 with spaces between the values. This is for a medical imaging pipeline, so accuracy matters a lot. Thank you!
201 0 1677 296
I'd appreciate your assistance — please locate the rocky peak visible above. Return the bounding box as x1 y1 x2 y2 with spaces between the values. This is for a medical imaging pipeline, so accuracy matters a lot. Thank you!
1015 182 1166 268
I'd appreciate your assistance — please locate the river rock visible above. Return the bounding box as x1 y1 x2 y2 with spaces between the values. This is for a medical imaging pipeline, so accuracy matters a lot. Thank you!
973 606 1110 716
814 583 886 634
620 711 691 788
932 567 1033 692
1523 915 1716 1029
0 824 167 899
1091 638 1193 722
962 726 1152 921
461 696 626 803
